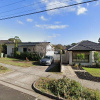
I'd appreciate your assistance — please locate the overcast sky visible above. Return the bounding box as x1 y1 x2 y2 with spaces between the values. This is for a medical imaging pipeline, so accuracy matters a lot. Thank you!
0 0 100 45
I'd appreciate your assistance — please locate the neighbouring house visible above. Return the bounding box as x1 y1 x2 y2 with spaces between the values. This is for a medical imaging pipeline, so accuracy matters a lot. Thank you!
0 40 13 45
6 42 54 57
68 40 100 66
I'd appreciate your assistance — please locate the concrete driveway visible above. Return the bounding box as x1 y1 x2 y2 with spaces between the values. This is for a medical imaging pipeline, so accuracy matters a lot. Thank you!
0 63 63 100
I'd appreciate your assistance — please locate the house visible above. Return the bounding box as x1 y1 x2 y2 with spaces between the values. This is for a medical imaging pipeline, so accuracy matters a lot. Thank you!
68 40 100 66
6 42 54 57
0 40 13 45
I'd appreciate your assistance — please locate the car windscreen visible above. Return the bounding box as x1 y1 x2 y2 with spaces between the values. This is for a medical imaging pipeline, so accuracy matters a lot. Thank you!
44 56 50 59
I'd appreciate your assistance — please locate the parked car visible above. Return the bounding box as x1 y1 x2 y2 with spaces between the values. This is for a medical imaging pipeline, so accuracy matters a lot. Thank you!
40 56 54 65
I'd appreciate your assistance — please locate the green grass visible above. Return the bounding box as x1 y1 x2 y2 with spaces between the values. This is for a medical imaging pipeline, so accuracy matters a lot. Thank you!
35 77 100 100
83 67 100 77
0 66 11 74
0 58 39 67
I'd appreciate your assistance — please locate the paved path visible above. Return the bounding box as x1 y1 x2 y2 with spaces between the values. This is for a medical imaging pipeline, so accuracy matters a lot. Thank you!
0 84 37 100
62 64 100 91
0 63 63 100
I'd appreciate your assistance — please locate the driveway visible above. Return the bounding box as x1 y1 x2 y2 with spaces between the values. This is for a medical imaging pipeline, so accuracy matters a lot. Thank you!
0 63 63 100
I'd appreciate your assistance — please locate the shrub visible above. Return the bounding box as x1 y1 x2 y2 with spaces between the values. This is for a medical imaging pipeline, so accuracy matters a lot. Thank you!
15 52 41 61
78 63 81 67
75 64 78 68
36 78 100 100
73 63 75 66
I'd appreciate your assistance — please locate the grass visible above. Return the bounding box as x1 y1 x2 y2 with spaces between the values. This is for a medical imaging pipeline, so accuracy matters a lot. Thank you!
35 77 100 100
0 58 39 67
47 63 60 72
83 67 100 77
0 66 11 74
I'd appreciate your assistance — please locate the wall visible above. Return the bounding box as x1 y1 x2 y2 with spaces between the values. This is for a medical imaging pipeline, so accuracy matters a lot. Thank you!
7 44 14 56
68 51 94 66
62 54 69 64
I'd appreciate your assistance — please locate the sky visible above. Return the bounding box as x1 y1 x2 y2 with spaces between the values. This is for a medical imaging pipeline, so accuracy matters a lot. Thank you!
0 0 100 45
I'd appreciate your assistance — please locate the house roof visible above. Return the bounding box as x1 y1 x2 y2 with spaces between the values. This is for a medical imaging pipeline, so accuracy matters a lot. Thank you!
6 42 50 47
68 40 100 51
0 40 13 44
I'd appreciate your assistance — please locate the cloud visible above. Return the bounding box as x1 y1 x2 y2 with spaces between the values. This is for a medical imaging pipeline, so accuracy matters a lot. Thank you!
55 21 61 24
95 1 100 6
17 20 24 24
41 0 75 15
27 18 33 22
77 6 87 15
48 33 60 39
40 16 47 21
87 3 89 7
35 24 68 29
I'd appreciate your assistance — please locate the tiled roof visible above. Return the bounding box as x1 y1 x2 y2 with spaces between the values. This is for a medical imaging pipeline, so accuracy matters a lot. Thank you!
6 42 50 46
68 40 100 51
0 40 14 44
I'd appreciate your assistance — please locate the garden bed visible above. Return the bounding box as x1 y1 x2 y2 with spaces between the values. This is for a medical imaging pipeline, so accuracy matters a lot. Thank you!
34 77 100 100
72 65 100 82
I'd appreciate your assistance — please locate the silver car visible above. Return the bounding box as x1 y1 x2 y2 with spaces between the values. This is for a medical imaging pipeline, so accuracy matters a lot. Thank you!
40 56 54 65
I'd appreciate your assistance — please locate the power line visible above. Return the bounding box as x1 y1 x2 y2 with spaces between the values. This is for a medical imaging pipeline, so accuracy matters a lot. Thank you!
0 0 26 8
0 0 72 15
0 0 97 20
0 0 73 18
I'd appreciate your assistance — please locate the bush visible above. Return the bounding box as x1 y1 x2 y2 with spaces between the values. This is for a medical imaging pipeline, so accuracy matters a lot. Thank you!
36 78 100 100
15 52 41 61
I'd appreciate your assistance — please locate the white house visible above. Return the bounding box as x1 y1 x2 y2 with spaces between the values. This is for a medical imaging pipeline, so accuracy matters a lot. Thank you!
6 42 54 57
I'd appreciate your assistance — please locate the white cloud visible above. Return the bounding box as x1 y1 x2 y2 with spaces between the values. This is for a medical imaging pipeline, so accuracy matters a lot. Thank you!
55 21 61 24
41 0 75 15
35 24 68 29
48 33 60 39
87 3 89 7
96 1 100 6
27 18 33 22
77 6 87 15
17 20 24 24
40 16 47 21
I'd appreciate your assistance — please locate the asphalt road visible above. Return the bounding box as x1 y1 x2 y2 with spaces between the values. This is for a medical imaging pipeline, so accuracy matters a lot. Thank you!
0 84 36 100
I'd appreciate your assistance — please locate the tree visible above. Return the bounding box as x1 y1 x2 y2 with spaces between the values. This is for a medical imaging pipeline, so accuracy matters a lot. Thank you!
98 38 100 43
53 44 65 50
0 44 3 54
71 43 77 46
8 36 22 43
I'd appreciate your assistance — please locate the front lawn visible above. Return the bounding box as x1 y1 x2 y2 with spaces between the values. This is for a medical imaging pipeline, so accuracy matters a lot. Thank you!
0 66 11 74
35 77 100 100
0 58 39 67
83 67 100 77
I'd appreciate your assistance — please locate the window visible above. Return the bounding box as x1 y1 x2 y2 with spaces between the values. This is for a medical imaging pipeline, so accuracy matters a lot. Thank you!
12 48 14 53
23 48 27 52
72 51 89 63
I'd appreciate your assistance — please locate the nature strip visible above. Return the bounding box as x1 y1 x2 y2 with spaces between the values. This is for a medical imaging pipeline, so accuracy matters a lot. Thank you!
32 81 63 100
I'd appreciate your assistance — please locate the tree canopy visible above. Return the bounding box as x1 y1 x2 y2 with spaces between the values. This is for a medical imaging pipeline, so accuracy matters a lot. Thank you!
8 36 21 43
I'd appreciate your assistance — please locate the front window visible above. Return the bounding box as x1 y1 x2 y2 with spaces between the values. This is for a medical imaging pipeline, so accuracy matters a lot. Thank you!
72 51 89 63
23 48 27 52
